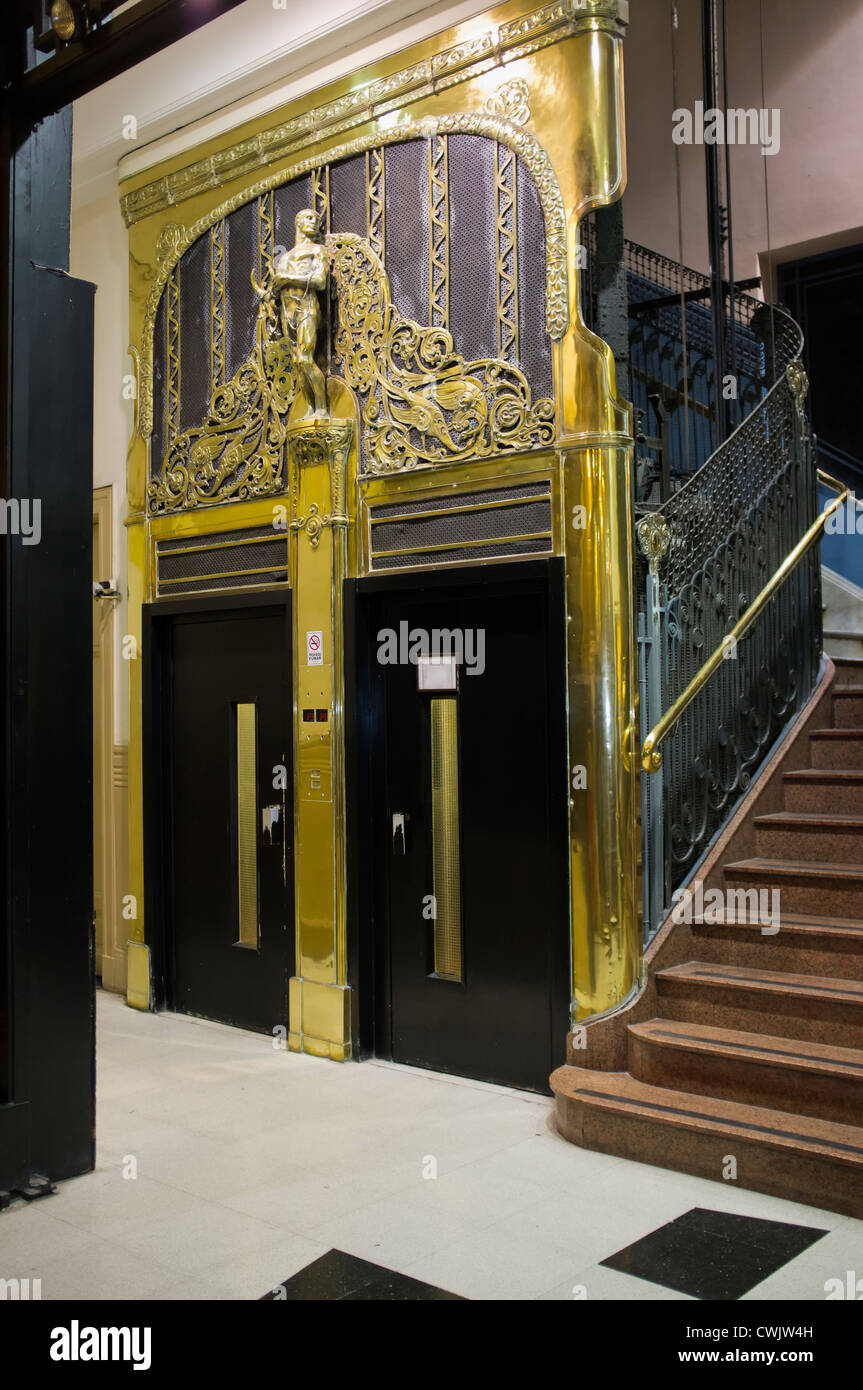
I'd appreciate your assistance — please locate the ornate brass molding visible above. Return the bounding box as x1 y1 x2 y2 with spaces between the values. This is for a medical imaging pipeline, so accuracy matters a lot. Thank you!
786 360 810 416
637 513 671 576
135 113 568 447
328 231 555 474
288 419 353 548
485 77 530 126
120 0 628 228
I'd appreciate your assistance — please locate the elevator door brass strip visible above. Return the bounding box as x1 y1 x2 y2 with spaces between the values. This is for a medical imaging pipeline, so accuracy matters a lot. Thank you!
235 702 259 950
430 697 462 983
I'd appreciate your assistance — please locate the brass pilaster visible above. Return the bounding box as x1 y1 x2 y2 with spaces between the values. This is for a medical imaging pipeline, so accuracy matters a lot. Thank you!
287 394 355 1059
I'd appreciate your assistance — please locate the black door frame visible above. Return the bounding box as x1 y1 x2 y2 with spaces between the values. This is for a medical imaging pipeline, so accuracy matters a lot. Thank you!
142 589 292 1014
345 557 570 1074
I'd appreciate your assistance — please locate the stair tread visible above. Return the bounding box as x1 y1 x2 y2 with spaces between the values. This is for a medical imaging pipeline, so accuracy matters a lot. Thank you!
657 959 863 1002
832 685 863 696
551 1065 863 1161
810 727 863 738
693 911 863 938
725 856 863 880
629 1018 863 1078
784 768 863 781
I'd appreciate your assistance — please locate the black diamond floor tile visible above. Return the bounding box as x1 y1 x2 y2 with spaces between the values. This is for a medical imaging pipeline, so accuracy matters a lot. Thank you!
261 1249 466 1301
600 1207 829 1300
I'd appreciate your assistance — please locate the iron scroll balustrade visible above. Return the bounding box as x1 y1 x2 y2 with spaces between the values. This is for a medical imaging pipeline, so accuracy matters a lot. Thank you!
636 306 825 936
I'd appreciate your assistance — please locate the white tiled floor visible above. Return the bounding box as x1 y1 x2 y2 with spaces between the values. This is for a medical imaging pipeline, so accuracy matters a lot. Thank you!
2 989 860 1301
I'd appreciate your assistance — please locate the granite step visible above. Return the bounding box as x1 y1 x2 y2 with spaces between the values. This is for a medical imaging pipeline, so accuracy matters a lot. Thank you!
723 857 863 918
831 688 863 727
754 810 863 863
551 1064 863 1219
627 1018 863 1126
655 959 863 1049
810 729 863 769
783 768 863 815
692 911 863 981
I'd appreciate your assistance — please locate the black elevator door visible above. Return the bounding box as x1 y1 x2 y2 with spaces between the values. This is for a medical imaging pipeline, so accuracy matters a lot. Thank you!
169 606 293 1034
375 578 567 1092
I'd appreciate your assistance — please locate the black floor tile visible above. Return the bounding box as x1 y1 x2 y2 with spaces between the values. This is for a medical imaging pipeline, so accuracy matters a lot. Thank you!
600 1207 829 1300
261 1249 466 1301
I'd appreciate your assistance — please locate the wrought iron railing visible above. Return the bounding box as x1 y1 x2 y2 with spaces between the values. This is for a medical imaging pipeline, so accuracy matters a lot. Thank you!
581 226 780 504
636 306 823 935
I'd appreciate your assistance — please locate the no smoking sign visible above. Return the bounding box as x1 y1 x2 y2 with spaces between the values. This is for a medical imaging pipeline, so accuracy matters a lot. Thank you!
306 630 323 666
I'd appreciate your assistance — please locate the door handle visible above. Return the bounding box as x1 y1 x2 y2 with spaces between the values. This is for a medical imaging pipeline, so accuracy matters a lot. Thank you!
262 804 283 846
392 812 406 855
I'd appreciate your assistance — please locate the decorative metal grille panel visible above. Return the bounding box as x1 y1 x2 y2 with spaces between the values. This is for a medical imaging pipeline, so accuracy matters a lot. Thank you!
156 525 288 597
368 481 552 571
149 134 554 493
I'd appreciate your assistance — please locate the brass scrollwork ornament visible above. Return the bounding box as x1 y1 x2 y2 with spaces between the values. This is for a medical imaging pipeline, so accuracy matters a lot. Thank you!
637 513 671 576
485 79 531 127
785 360 809 416
156 223 184 263
327 232 555 474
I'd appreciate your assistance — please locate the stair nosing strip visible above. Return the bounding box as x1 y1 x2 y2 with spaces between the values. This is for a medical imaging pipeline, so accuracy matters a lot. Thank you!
576 1087 863 1158
640 1024 863 1073
661 964 863 1000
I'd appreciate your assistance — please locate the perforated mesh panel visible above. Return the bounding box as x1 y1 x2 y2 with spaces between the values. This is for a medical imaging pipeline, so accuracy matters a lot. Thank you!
156 527 288 596
330 154 366 238
447 134 497 362
151 295 167 476
178 231 211 435
372 498 551 553
372 536 551 570
384 141 430 326
368 479 553 570
160 571 288 596
225 199 258 380
158 524 277 551
517 157 553 401
371 481 549 517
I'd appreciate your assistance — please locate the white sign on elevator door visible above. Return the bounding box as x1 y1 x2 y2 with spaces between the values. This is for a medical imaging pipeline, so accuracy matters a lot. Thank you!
306 630 323 666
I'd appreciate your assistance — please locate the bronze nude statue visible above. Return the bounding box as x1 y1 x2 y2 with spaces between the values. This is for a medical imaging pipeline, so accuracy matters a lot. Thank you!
272 208 329 419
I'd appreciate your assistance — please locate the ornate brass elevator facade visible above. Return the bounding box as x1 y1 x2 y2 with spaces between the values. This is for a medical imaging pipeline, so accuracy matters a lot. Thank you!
123 0 636 1062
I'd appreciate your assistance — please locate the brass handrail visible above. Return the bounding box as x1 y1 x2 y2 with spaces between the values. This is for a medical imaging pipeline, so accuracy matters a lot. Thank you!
641 468 849 773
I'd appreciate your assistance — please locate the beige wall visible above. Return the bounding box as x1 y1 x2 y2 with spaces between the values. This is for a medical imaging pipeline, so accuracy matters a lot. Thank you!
623 0 863 286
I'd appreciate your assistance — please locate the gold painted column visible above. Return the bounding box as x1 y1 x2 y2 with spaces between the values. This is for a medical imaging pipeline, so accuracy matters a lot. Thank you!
558 0 639 1022
287 385 354 1059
